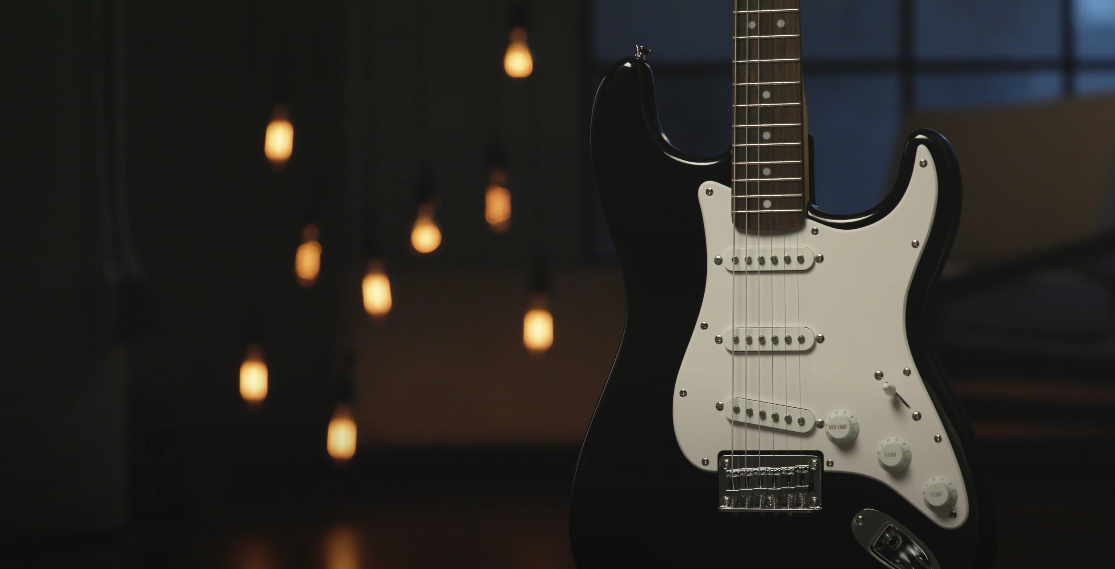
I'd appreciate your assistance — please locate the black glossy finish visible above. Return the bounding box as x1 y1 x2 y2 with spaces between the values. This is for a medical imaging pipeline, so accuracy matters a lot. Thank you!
570 58 995 568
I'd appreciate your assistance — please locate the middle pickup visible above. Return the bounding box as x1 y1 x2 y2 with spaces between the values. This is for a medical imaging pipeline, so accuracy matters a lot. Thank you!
722 246 816 272
723 327 817 353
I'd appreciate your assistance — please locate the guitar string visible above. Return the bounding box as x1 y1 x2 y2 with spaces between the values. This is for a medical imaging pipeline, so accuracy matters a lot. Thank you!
755 0 764 491
795 2 804 507
730 0 739 496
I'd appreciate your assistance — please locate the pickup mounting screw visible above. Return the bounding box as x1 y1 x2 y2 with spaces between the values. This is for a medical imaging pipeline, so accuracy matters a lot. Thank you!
679 390 687 397
912 411 922 421
701 322 708 329
855 515 865 526
826 459 834 467
935 434 942 443
815 419 825 428
815 254 824 263
706 188 714 195
816 334 825 343
903 367 911 376
702 458 709 466
716 401 724 411
920 159 928 168
912 239 920 248
714 256 723 265
715 335 723 344
874 370 884 380
811 227 818 235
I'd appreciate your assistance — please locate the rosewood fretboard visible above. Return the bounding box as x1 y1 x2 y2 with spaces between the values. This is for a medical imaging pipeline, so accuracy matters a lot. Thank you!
733 0 807 233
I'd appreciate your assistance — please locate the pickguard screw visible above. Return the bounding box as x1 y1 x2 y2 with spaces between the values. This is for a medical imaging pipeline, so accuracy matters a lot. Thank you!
745 256 753 264
903 367 911 376
679 390 687 397
732 256 739 264
798 417 805 426
949 511 957 519
874 370 884 380
815 254 824 263
855 515 865 526
811 227 818 235
702 458 710 466
733 405 741 414
714 256 723 265
911 239 920 248
935 434 942 443
810 459 818 470
715 335 723 344
816 334 825 343
797 335 805 344
815 419 825 428
701 322 708 330
706 188 714 195
716 401 724 411
912 411 922 421
919 159 928 168
826 459 834 467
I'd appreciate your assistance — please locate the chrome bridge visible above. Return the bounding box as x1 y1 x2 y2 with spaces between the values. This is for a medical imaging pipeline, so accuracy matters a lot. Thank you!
718 453 822 512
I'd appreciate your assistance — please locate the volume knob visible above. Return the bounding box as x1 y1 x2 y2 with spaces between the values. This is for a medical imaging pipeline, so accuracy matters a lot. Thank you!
877 437 912 472
824 410 859 445
923 476 958 509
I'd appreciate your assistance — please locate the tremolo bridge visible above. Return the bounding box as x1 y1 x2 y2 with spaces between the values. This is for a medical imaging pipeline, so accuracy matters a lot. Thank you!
718 453 822 512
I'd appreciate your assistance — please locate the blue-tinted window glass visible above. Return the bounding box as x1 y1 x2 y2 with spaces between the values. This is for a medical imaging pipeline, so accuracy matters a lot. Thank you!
915 72 1061 110
915 0 1061 59
801 0 899 60
1078 72 1115 95
591 0 731 64
654 72 732 159
805 75 901 215
1076 0 1115 59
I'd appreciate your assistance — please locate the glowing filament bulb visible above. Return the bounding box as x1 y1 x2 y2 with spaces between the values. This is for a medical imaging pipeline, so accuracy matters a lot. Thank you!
362 259 392 317
410 203 442 254
264 105 294 167
295 224 321 287
485 168 511 233
240 344 268 406
523 293 553 354
327 403 357 462
504 27 533 78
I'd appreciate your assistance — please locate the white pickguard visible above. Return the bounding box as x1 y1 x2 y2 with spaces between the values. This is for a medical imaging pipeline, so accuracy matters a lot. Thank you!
673 144 968 529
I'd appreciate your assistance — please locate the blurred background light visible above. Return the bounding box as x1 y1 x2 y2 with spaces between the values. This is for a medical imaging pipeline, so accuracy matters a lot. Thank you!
264 105 293 168
326 403 357 463
295 223 321 287
362 259 392 318
504 27 533 78
239 344 268 406
523 293 553 354
485 168 511 233
410 203 441 254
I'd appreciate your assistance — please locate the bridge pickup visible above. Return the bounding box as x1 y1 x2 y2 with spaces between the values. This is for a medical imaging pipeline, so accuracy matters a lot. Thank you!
718 453 822 512
722 246 815 272
724 397 817 434
724 327 816 352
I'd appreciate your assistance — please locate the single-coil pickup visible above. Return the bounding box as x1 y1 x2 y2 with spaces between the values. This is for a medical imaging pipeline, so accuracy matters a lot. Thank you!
724 327 816 352
724 397 817 434
722 246 815 272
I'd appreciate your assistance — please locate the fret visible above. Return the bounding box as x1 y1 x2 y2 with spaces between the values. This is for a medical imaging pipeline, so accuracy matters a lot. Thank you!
733 209 805 214
733 179 802 183
733 34 800 39
735 58 798 63
733 81 801 86
733 160 802 165
733 103 800 107
733 142 802 147
732 9 799 13
734 123 802 128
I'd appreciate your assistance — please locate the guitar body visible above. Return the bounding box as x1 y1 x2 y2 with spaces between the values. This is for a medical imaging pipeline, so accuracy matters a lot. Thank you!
569 58 996 568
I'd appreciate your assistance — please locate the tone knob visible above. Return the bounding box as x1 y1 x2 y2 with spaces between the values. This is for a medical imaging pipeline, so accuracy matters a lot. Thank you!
923 476 958 509
877 437 912 472
824 410 859 445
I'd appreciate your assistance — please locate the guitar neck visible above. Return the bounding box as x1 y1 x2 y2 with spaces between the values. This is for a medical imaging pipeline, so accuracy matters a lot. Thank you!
733 0 807 233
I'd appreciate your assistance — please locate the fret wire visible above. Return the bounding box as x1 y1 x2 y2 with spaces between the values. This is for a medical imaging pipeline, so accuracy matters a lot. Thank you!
732 194 805 198
732 9 800 13
732 160 802 165
734 35 801 39
734 81 801 86
735 58 800 63
733 123 803 128
733 142 803 147
733 209 805 213
734 178 803 182
734 103 802 107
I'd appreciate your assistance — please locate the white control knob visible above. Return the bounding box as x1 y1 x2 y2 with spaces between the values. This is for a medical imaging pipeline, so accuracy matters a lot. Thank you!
824 410 859 445
877 437 912 472
923 477 958 509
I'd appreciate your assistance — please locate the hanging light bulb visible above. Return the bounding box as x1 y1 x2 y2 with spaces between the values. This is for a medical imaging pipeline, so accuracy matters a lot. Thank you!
362 259 392 317
327 403 357 462
264 105 294 168
410 202 442 254
240 344 268 406
523 293 553 354
485 168 511 233
504 26 533 78
294 223 322 287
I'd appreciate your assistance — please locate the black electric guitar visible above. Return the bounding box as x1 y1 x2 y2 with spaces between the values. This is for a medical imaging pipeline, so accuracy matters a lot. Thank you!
570 1 996 567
